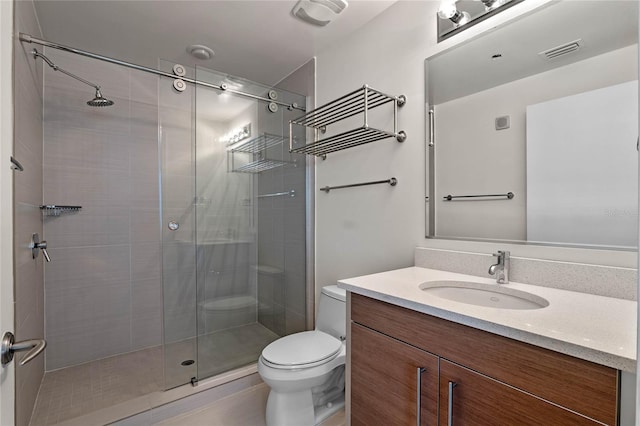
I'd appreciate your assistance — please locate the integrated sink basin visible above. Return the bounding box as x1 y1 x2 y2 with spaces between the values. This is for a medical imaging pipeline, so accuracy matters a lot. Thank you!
419 280 549 310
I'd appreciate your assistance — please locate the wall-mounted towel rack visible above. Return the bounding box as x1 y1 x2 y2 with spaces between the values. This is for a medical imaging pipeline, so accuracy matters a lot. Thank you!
257 190 296 198
290 85 406 159
40 205 82 216
443 192 514 201
320 177 397 193
227 133 294 174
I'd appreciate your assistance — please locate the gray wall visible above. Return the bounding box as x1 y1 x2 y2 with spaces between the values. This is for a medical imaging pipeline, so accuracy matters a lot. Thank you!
13 1 45 424
42 49 161 370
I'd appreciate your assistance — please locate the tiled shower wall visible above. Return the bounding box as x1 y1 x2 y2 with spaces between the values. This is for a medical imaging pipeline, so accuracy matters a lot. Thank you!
13 1 45 424
42 49 162 370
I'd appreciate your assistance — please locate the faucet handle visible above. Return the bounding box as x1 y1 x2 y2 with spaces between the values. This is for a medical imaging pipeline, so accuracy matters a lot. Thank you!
493 250 510 259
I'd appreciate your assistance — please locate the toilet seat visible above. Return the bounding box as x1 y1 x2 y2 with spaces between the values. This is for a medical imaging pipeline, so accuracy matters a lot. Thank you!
261 331 342 370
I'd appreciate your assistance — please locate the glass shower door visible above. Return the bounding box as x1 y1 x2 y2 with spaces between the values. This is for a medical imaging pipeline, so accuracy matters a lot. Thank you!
194 67 307 380
159 60 198 389
160 62 307 387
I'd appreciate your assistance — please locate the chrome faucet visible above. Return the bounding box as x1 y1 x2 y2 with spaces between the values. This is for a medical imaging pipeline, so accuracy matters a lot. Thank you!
488 251 510 284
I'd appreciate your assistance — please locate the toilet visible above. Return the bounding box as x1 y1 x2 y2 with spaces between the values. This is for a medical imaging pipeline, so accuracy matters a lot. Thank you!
258 285 346 426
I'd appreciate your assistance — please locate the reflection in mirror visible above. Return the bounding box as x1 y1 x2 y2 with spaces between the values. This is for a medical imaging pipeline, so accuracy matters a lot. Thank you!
426 0 639 249
437 0 523 42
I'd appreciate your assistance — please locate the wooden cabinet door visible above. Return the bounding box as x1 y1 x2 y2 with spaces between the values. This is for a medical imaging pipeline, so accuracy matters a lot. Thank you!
351 323 438 426
439 360 602 426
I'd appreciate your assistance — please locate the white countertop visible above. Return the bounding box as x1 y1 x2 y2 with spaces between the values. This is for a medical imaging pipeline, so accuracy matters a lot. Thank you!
338 266 637 372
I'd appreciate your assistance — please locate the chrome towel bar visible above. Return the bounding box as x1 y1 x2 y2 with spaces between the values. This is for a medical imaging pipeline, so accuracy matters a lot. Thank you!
443 192 514 201
320 177 397 193
257 190 296 198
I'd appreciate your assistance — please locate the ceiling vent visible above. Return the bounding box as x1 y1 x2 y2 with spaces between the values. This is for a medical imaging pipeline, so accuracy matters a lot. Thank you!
292 0 348 26
538 39 582 60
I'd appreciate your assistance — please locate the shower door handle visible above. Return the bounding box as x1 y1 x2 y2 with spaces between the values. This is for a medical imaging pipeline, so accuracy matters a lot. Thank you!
1 332 47 365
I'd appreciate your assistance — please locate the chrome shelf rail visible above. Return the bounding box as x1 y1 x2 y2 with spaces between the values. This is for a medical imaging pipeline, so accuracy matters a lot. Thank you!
40 205 82 216
229 133 284 154
443 192 514 201
290 85 406 158
233 159 292 174
228 133 294 174
320 177 397 193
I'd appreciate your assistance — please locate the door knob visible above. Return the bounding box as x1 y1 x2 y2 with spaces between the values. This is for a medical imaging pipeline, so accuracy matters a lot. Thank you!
1 332 46 365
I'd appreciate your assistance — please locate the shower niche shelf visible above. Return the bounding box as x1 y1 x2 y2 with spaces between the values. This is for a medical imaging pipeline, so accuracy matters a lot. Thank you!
40 205 82 217
227 132 295 174
289 85 406 159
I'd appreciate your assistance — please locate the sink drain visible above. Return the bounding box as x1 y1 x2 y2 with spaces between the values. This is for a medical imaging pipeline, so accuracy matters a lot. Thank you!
181 359 195 366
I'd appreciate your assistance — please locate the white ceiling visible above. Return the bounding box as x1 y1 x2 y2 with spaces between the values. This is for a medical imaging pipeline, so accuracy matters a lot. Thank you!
33 0 397 86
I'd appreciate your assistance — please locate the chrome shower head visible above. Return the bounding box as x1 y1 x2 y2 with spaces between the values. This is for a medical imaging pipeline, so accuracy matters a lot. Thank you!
87 88 114 107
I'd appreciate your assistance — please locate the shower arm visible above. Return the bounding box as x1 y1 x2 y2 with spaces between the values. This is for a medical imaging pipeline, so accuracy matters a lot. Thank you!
32 49 101 91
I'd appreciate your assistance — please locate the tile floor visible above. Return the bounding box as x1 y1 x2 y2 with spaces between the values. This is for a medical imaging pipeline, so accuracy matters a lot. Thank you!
30 347 164 425
30 323 281 425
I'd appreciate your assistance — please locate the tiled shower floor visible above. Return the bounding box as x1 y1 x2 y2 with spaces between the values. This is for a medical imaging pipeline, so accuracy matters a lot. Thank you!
30 323 280 425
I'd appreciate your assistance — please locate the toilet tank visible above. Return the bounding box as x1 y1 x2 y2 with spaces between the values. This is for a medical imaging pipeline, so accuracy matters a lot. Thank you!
315 285 347 339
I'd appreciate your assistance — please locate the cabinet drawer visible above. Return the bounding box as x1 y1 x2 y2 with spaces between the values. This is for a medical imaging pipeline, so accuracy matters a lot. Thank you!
351 293 618 425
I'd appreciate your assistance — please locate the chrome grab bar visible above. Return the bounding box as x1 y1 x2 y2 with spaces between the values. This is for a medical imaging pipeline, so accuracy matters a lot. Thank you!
443 192 514 201
448 381 457 426
1 332 47 365
416 367 426 426
257 190 295 198
320 177 397 193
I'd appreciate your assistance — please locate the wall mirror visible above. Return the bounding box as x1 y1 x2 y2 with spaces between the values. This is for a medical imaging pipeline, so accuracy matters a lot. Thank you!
425 0 639 250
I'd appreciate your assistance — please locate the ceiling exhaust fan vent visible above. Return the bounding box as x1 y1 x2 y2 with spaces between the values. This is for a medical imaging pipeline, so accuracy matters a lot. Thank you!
538 39 582 60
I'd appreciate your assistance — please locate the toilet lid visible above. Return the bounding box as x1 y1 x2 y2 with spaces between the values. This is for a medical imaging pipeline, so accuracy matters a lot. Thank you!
262 331 342 368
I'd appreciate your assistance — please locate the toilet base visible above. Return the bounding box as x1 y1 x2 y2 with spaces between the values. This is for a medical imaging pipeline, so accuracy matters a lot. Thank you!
314 393 345 424
265 389 345 426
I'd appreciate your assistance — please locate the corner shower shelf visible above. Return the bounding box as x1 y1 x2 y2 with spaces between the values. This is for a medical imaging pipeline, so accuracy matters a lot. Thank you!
40 205 82 217
228 133 294 174
289 85 406 158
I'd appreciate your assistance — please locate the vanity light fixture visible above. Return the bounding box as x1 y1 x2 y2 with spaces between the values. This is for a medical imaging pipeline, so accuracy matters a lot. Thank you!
222 123 252 149
437 0 523 42
480 0 508 11
438 0 470 26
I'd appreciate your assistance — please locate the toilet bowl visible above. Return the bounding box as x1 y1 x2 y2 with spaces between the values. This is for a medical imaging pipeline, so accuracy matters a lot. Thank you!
258 285 346 426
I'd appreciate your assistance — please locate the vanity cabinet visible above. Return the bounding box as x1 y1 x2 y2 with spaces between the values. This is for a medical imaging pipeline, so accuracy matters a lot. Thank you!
350 293 618 425
439 360 600 425
351 323 438 426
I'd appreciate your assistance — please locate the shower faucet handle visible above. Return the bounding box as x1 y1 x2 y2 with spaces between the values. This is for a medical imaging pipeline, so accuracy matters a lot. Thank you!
30 233 51 262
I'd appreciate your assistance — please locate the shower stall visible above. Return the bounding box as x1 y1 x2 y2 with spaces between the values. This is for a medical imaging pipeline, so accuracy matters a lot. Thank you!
19 36 310 424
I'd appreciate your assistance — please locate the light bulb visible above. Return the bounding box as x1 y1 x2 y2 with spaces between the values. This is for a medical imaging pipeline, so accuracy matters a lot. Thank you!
454 10 471 25
437 0 458 19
